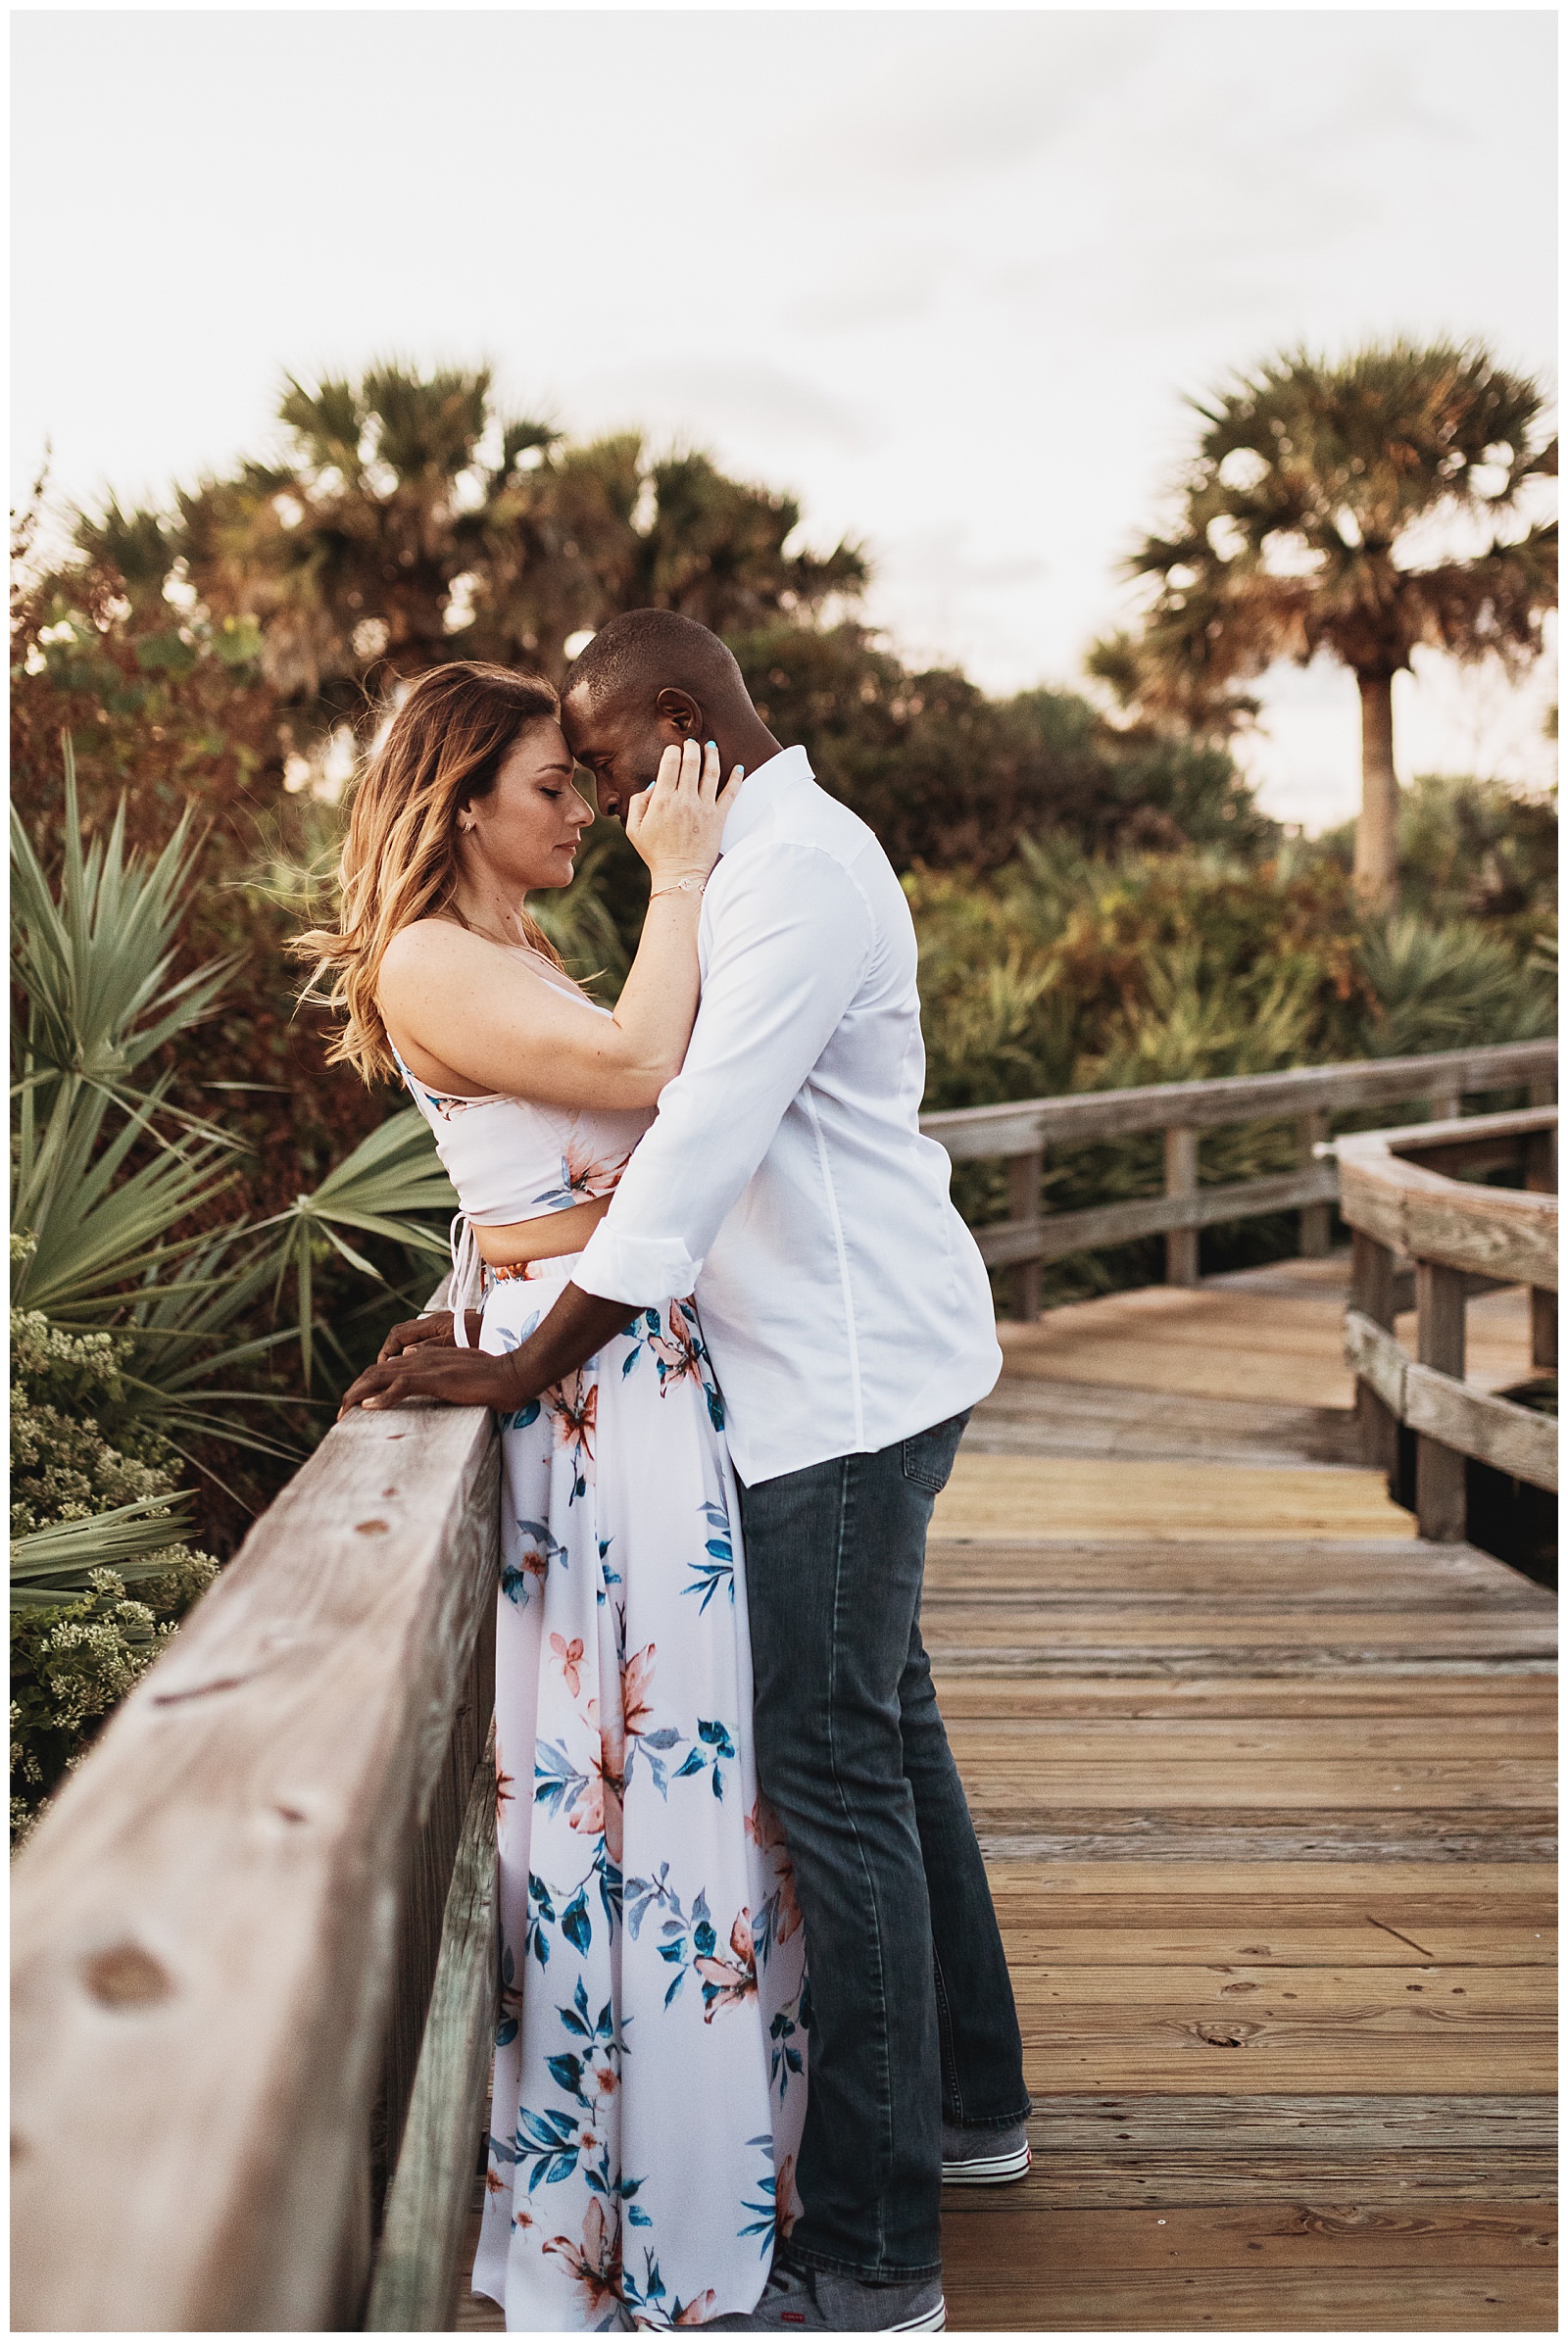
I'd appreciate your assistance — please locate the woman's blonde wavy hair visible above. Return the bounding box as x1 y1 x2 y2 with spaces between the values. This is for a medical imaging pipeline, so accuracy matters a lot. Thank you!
297 660 566 1085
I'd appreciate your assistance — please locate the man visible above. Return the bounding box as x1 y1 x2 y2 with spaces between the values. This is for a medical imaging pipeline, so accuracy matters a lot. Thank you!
348 610 1030 2333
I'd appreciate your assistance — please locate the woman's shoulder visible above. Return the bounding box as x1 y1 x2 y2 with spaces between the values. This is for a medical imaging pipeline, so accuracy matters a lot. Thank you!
380 918 561 993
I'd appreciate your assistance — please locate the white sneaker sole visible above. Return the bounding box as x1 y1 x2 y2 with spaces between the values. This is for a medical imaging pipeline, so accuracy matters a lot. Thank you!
941 2142 1032 2186
888 2302 946 2332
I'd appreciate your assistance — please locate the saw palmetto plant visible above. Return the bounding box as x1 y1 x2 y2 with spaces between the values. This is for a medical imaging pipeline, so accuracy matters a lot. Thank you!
10 746 461 1511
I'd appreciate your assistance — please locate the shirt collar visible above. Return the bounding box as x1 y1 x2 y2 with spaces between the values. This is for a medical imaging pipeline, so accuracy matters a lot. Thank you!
718 743 814 855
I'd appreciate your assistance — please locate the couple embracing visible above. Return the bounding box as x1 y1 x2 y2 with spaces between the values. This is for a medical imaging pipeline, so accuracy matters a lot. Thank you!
313 612 1029 2333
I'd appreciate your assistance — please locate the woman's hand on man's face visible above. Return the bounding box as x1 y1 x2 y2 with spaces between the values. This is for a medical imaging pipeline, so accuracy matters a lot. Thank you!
623 736 743 886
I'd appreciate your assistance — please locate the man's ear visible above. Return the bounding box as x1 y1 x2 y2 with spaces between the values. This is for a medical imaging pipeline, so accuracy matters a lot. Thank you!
654 686 703 739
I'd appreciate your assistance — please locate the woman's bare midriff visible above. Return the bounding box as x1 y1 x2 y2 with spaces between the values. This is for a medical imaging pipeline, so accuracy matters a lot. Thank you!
471 1192 614 1268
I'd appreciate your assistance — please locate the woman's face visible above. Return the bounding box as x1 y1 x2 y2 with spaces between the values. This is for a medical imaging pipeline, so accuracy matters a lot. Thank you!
461 719 594 893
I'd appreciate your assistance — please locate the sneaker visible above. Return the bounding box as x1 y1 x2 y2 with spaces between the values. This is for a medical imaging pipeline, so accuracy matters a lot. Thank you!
709 2258 946 2331
941 2114 1032 2185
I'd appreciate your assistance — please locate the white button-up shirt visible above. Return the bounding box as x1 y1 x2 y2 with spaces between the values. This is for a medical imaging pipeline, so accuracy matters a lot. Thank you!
574 745 1002 1485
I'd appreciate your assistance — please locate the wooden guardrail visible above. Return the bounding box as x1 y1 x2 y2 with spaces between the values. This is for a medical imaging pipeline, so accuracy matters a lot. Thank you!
1337 1107 1558 1540
10 1040 1558 2331
10 1397 501 2332
920 1040 1559 1318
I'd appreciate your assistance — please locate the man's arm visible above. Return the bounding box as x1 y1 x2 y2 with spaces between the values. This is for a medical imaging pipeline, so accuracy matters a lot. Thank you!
341 840 872 1417
571 840 874 1308
339 1284 630 1416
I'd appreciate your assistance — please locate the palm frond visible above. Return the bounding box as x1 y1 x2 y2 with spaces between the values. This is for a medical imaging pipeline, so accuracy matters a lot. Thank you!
11 1497 194 1610
12 1076 238 1321
255 1107 457 1388
10 741 241 1135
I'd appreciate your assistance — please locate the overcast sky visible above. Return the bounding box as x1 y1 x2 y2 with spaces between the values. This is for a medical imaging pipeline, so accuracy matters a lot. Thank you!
11 6 1558 829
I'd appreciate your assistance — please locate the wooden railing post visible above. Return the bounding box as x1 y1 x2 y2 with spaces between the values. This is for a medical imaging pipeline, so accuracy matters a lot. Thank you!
1415 1260 1468 1541
1005 1148 1043 1321
1164 1126 1198 1286
1530 1290 1558 1370
1350 1228 1399 1481
1298 1110 1332 1256
1430 1086 1462 1123
1523 1121 1558 1369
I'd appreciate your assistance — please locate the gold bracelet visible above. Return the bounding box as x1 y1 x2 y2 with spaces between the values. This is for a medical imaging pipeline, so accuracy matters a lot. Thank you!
649 873 708 901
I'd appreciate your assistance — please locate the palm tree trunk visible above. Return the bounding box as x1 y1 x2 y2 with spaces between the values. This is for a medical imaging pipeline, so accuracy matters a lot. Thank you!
1353 669 1399 913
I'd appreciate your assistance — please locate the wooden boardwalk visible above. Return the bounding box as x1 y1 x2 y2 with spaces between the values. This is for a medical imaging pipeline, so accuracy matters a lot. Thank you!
460 1254 1555 2332
933 1254 1556 2332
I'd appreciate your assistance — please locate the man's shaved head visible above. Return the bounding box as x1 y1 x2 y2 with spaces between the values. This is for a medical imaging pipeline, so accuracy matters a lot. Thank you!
564 610 748 721
560 609 778 824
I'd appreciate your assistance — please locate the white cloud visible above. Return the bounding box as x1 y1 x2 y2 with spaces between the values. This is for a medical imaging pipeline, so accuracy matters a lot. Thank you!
10 6 1556 824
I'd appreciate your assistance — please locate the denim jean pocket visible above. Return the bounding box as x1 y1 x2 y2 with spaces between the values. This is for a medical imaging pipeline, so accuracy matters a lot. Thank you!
901 1411 968 1495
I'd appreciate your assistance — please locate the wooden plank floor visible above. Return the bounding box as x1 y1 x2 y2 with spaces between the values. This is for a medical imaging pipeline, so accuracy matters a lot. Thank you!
458 1255 1556 2331
935 1253 1556 2332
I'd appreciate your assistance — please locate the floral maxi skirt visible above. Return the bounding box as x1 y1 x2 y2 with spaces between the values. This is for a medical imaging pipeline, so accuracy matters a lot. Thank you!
471 1254 808 2331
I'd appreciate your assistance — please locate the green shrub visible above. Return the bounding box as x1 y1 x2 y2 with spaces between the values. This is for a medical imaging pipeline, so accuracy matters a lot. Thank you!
11 1304 217 1844
908 837 1552 1303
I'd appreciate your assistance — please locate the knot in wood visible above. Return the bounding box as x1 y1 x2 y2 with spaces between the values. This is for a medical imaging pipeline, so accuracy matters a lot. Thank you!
356 1518 390 1536
1193 2019 1264 2048
83 1942 173 2008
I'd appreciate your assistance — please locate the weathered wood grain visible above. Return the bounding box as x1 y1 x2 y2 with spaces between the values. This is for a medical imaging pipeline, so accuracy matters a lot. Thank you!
976 1817 1557 1863
948 1714 1556 1758
1014 2091 1558 2149
977 1162 1338 1271
956 1760 1554 1811
942 2198 1556 2268
1338 1123 1558 1295
937 1677 1558 1718
993 1925 1557 1968
941 2265 1555 2329
966 1373 1362 1467
1163 1123 1200 1286
977 2155 1557 2207
1344 1310 1559 1491
1017 2016 1555 2095
367 1732 500 2333
1406 1364 1559 1492
925 1605 1555 1652
932 1453 1416 1540
9 1402 499 2333
1007 1963 1554 2014
921 1041 1558 1159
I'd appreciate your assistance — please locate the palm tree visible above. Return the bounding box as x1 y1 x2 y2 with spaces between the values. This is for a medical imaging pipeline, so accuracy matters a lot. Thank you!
1112 342 1556 909
171 366 555 707
126 366 865 727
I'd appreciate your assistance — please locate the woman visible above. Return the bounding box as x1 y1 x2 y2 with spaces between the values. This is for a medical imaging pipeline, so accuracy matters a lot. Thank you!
300 662 807 2331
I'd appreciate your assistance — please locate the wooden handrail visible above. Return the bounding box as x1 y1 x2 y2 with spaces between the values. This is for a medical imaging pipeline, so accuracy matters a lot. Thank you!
1336 1109 1558 1537
1335 1109 1558 1293
919 1040 1558 1317
9 1042 1558 2329
10 1400 499 2331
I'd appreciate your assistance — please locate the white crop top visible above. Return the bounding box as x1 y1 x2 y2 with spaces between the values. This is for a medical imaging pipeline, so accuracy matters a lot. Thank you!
392 962 654 1342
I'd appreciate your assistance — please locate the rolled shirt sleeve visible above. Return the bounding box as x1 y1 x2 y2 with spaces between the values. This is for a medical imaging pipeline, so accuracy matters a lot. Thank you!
573 842 875 1309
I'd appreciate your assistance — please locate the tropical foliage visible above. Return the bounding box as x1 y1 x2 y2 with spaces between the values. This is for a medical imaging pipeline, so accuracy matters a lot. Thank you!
1101 340 1557 907
8 756 461 1836
11 356 1553 1826
911 828 1556 1303
10 1284 220 1841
